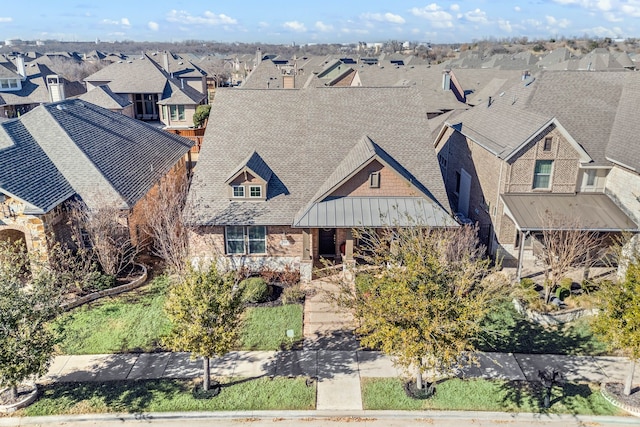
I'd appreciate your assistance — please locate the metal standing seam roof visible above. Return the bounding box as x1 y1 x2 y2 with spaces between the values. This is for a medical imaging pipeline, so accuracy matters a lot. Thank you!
501 193 638 232
293 197 458 228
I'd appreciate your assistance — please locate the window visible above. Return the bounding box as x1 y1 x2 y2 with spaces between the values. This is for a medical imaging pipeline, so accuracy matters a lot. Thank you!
369 171 380 188
249 185 262 198
585 169 596 187
170 105 185 121
533 160 553 189
0 79 18 91
232 185 245 198
225 225 266 254
454 171 461 194
543 137 552 151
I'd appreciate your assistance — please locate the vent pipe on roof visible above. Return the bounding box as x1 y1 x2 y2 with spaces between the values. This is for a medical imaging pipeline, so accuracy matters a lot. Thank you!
522 70 530 80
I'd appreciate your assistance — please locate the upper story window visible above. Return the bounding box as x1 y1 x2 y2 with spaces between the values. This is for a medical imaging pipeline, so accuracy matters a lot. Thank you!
170 105 185 121
0 79 20 91
369 171 380 188
533 160 553 189
454 171 461 195
543 137 552 152
232 185 245 198
249 185 262 198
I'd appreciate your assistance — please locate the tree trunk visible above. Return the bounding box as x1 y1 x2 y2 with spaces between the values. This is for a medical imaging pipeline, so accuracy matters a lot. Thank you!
415 364 423 390
9 385 17 401
203 357 210 391
624 359 636 396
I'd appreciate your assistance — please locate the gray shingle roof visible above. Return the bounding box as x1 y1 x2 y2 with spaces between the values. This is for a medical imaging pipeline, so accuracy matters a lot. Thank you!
1 100 193 212
78 85 132 110
84 55 169 93
446 70 628 166
189 87 451 226
606 73 640 172
157 79 205 105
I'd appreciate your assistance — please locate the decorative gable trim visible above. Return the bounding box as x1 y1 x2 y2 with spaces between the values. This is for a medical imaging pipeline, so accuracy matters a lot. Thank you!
225 151 273 201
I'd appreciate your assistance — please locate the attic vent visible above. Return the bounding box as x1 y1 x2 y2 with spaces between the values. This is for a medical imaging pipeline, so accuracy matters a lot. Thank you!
56 104 67 110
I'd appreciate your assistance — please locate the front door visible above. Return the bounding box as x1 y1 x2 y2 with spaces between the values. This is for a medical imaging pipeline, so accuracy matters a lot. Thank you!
318 228 336 257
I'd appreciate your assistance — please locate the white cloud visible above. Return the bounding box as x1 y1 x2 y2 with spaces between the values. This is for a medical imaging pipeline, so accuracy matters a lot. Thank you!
283 21 307 32
622 2 640 17
587 25 618 37
315 21 334 32
258 21 269 28
410 3 454 28
148 21 159 31
121 18 131 27
464 8 489 24
545 15 571 28
450 4 460 11
361 12 406 24
604 11 623 21
498 19 513 32
166 10 237 26
102 18 131 28
0 17 12 23
514 6 522 12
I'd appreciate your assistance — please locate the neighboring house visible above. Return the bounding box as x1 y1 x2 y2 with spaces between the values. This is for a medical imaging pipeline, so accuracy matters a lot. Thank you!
434 70 639 274
84 53 206 126
78 84 134 116
0 55 85 118
0 99 193 259
187 86 456 281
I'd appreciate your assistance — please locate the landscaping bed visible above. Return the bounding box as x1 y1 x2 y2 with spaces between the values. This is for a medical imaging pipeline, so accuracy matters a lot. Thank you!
601 383 640 417
16 377 316 416
361 377 624 415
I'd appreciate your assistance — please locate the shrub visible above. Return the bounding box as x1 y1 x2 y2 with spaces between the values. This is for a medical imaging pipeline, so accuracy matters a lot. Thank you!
193 104 211 128
556 286 571 301
240 277 270 303
519 278 535 288
281 284 305 305
355 273 375 296
89 272 116 291
280 264 300 287
259 266 280 284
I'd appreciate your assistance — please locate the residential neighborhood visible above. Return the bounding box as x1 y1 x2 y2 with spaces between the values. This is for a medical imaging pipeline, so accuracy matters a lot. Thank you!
1 32 640 424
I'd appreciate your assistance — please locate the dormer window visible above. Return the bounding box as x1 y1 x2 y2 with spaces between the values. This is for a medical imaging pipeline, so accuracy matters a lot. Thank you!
249 185 262 198
232 185 245 198
0 78 20 91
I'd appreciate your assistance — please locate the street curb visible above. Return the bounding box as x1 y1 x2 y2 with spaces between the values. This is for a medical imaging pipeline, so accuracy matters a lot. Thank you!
1 410 638 426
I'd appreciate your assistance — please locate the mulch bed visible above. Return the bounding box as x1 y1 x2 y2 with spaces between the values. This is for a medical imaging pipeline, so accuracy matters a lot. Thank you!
603 383 640 409
244 284 285 308
0 385 36 406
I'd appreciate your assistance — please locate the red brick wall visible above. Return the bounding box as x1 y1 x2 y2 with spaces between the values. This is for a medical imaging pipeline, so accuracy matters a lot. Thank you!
329 160 419 198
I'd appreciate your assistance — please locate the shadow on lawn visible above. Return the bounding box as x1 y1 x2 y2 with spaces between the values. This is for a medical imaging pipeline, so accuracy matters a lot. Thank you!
475 301 606 355
498 380 599 415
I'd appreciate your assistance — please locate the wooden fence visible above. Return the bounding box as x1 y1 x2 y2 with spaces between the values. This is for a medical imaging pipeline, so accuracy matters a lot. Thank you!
165 127 206 153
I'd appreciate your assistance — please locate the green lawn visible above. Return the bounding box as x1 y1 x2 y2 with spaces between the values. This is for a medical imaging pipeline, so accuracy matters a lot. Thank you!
54 276 172 354
55 276 304 354
475 300 608 355
362 378 623 415
20 377 316 416
240 304 304 350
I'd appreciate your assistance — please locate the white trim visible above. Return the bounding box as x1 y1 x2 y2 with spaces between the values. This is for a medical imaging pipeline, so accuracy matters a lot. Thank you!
232 185 245 198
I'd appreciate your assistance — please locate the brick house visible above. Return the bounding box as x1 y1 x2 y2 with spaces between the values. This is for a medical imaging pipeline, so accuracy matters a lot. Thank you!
434 71 638 275
0 99 193 260
187 86 456 281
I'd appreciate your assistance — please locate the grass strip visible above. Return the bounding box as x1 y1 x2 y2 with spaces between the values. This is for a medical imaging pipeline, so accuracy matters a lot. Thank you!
362 377 623 415
240 304 303 350
21 377 315 416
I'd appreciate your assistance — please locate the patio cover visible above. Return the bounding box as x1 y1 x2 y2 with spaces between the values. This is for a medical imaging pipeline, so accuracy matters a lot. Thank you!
293 196 458 228
501 193 638 232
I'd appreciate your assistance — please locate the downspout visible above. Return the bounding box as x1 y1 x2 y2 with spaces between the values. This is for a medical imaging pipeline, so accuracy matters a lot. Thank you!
492 162 504 254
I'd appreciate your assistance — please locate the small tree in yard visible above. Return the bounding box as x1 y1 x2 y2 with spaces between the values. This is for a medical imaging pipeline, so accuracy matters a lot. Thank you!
193 105 211 128
593 259 640 396
335 224 504 391
535 212 607 303
0 240 65 401
163 265 244 392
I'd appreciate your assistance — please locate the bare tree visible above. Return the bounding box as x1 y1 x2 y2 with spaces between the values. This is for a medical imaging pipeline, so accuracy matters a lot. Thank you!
47 57 109 82
67 199 137 277
535 212 608 303
143 173 191 274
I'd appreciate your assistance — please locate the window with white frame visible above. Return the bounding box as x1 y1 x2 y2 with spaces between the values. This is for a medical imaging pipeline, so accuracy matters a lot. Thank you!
533 160 553 189
249 185 262 198
0 79 19 91
232 185 245 198
225 225 267 254
169 105 185 121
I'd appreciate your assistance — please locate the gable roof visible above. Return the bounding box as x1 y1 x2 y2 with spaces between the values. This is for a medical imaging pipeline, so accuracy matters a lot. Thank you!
606 72 640 172
78 84 132 110
157 79 206 105
0 100 193 212
225 151 274 184
84 55 169 93
440 70 628 166
188 87 451 226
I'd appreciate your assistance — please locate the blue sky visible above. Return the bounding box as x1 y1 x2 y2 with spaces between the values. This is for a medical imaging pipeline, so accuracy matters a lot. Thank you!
1 1 639 44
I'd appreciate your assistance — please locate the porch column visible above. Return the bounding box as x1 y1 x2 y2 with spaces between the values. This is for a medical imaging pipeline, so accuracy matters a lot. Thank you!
300 228 312 283
515 230 526 283
344 229 354 261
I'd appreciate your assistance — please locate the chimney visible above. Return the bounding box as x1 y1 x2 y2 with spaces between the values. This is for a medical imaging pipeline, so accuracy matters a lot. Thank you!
521 70 530 80
15 55 26 78
163 52 170 73
46 75 65 102
442 70 451 91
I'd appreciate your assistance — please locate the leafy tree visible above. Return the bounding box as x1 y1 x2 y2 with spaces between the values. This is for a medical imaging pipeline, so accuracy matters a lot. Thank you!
0 240 64 400
335 224 504 390
193 104 211 128
163 265 244 391
593 260 640 396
